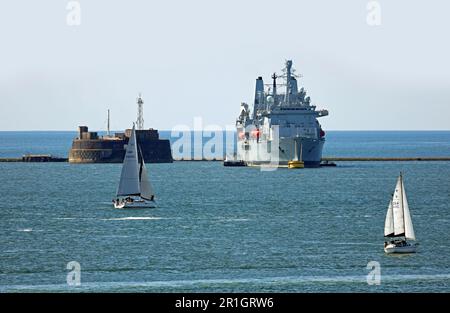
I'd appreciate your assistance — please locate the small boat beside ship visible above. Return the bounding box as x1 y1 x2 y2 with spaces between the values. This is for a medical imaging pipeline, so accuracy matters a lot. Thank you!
223 159 247 167
384 173 418 254
320 160 336 167
113 125 156 209
223 154 247 167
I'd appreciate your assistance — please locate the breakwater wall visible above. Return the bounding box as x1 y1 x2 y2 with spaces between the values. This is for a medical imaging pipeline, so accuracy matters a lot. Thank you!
2 156 450 163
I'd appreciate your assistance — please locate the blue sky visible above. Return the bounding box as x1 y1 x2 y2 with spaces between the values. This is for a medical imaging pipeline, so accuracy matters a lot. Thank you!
0 0 449 131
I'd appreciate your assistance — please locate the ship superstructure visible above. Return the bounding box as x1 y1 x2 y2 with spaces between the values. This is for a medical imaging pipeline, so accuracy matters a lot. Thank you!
236 60 328 167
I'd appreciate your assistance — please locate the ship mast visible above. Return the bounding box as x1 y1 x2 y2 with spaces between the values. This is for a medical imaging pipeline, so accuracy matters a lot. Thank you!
136 93 144 130
272 73 277 96
272 73 277 106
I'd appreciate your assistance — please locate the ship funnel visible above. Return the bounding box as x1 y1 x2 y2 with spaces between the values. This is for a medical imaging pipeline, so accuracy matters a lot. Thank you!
290 77 298 95
253 76 264 118
254 77 264 105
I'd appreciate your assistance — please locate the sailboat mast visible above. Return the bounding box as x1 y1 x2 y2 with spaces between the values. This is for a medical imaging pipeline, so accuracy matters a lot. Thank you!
391 196 395 235
400 172 406 239
138 159 143 183
138 146 143 182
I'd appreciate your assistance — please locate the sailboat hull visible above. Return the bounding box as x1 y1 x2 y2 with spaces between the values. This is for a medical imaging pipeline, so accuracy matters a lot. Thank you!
113 198 156 209
384 243 417 254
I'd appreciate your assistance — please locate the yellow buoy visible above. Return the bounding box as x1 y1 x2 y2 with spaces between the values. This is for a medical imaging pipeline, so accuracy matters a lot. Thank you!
288 160 305 168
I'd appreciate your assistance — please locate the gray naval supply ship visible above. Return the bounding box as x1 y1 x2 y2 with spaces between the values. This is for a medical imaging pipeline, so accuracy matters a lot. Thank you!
235 60 329 168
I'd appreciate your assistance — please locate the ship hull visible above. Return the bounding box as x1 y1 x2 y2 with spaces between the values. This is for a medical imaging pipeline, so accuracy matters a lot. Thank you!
238 137 324 168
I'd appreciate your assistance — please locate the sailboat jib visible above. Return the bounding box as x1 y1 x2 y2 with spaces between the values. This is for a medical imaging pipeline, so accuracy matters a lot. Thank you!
116 125 140 197
401 179 416 240
384 200 395 237
139 159 155 201
392 176 405 236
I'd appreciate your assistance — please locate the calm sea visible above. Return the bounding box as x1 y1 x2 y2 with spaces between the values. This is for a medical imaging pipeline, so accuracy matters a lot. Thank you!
0 131 449 292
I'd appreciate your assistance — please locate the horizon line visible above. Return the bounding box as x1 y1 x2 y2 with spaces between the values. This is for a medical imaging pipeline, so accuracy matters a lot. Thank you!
1 129 450 132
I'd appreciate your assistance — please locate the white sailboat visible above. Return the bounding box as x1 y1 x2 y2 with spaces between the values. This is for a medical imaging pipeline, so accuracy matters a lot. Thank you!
384 173 417 254
113 125 156 209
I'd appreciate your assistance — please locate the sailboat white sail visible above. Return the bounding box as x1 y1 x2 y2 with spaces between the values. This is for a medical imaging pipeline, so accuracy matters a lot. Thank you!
116 125 140 197
384 200 394 237
384 173 417 254
401 181 416 240
113 125 156 209
139 154 155 201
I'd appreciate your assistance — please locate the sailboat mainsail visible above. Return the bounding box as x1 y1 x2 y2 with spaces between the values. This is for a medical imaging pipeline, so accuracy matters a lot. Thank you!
392 176 405 236
385 173 415 240
116 125 140 197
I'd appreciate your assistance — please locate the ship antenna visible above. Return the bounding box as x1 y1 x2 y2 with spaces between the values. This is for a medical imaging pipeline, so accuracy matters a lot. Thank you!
136 93 144 130
107 109 110 136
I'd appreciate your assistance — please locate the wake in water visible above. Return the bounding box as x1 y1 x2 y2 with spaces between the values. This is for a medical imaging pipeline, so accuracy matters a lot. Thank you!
2 273 450 292
101 217 163 221
217 218 250 222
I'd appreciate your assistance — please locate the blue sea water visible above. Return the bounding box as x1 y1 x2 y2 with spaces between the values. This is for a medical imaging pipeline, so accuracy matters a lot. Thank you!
0 131 449 292
1 131 450 159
